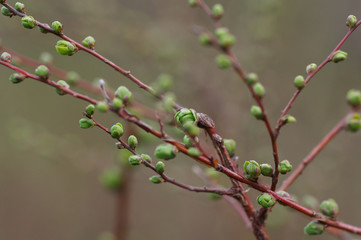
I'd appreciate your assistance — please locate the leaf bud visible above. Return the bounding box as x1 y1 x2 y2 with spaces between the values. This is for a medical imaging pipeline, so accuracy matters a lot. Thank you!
128 155 142 165
212 4 224 19
183 135 196 147
224 138 236 157
188 0 198 7
304 221 325 235
246 73 259 85
277 190 291 199
99 167 123 191
251 105 263 120
55 80 70 95
260 163 273 177
9 73 25 84
346 113 361 132
21 16 36 29
110 123 124 138
154 143 178 160
183 121 200 136
115 86 132 105
141 154 152 164
187 147 201 157
112 98 123 109
332 50 348 63
243 160 261 181
257 193 276 208
79 118 94 129
346 89 361 108
199 33 212 46
175 108 198 125
127 135 138 149
278 160 292 174
306 63 317 74
253 82 265 99
85 104 95 116
55 40 76 56
15 2 25 13
294 75 305 89
1 6 12 16
219 33 235 48
149 175 163 184
51 21 63 34
282 115 296 123
214 27 229 39
216 54 232 69
39 52 53 65
320 198 339 218
1 52 12 63
35 65 49 80
346 15 357 28
156 161 165 174
96 101 109 112
82 36 96 49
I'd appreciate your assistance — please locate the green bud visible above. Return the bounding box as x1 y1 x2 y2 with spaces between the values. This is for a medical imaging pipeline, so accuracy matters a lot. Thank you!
294 75 305 89
99 167 123 191
212 4 224 19
346 15 357 28
175 108 197 125
183 121 200 135
346 113 361 132
332 50 348 63
51 21 63 34
320 198 339 218
35 65 49 80
112 98 124 109
39 52 53 65
306 63 317 74
260 164 273 177
224 139 236 157
21 16 36 29
85 104 95 116
257 193 276 208
304 221 325 235
1 52 12 63
243 160 261 181
278 160 292 174
128 135 138 149
149 175 163 184
79 118 94 129
154 143 178 160
346 89 361 108
128 155 142 165
66 71 80 85
55 80 70 95
277 190 291 199
110 123 124 138
216 54 232 69
219 33 235 48
251 105 263 120
1 6 12 17
156 161 165 174
115 86 132 105
82 36 96 49
96 101 109 112
282 115 296 123
199 33 212 46
15 2 25 13
209 193 221 200
9 73 25 84
246 73 259 85
253 82 265 99
141 154 152 164
55 40 76 56
187 147 201 157
215 27 229 39
188 0 198 7
183 135 195 147
205 168 220 180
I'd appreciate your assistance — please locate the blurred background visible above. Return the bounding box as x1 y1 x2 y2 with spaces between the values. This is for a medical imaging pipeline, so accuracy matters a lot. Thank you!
1 0 361 239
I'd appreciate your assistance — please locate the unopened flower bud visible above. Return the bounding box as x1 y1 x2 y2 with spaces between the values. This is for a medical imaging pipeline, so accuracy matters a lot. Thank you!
128 155 141 165
187 147 201 157
282 115 296 123
175 108 197 125
9 73 25 84
79 118 94 129
35 65 49 80
224 138 236 157
346 113 361 132
112 98 123 109
1 6 12 16
51 21 63 34
260 164 273 177
39 24 49 34
257 193 276 208
141 154 152 164
306 63 317 74
21 16 36 29
294 75 305 89
216 54 232 69
96 101 109 112
253 83 265 99
304 221 325 235
15 2 25 13
199 33 211 46
346 15 357 28
99 167 123 191
82 36 96 49
149 175 163 184
251 105 263 120
332 50 348 63
212 4 224 19
219 33 235 48
156 161 165 174
188 0 198 7
246 73 259 85
320 198 339 218
115 86 132 105
183 121 200 136
110 123 124 138
183 135 196 147
154 144 178 160
39 52 53 65
85 104 95 116
128 135 138 149
1 52 12 63
243 160 261 181
55 80 70 95
277 191 291 199
278 160 292 174
55 40 76 56
346 89 361 108
214 27 229 39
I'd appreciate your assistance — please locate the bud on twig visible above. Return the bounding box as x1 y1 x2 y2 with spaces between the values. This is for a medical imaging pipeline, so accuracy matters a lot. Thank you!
51 21 63 34
331 50 348 63
1 52 12 63
15 2 25 13
224 139 236 157
306 63 317 74
253 83 265 99
79 118 94 129
243 160 261 181
55 80 70 95
260 164 273 177
199 33 211 46
82 36 96 50
21 16 36 29
115 86 132 106
154 144 178 160
85 104 95 116
149 175 163 184
278 160 292 174
187 147 201 157
156 161 165 174
55 40 76 56
9 73 25 84
212 4 224 19
294 75 305 89
346 113 361 132
110 123 124 138
320 198 339 218
257 193 276 208
304 221 324 235
96 101 109 112
346 15 357 28
246 73 259 86
251 105 263 120
175 108 198 126
216 54 232 69
128 155 142 165
346 89 361 108
188 0 198 7
35 65 49 80
141 154 152 164
128 135 138 149
1 6 12 17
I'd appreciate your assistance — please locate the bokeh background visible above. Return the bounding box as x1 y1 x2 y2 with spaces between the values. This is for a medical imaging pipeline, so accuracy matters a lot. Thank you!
1 0 361 239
